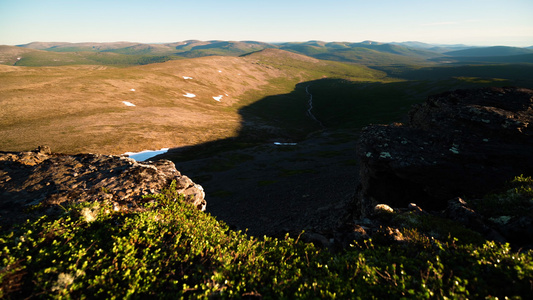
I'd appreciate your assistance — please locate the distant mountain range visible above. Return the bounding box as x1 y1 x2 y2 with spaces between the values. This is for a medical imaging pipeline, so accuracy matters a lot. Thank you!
5 40 533 66
444 46 533 57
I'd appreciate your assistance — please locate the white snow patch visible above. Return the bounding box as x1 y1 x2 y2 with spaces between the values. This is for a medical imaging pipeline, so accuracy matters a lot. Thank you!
274 142 297 146
218 70 222 73
213 95 223 101
183 93 196 98
183 76 193 80
122 101 136 107
16 57 21 60
130 88 136 92
123 148 169 162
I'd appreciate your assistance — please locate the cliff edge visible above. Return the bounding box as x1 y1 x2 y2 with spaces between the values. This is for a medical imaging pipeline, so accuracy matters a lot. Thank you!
0 146 206 229
356 87 533 217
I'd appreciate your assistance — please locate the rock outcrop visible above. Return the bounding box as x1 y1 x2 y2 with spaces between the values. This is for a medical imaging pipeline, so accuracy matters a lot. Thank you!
0 146 205 229
356 87 533 217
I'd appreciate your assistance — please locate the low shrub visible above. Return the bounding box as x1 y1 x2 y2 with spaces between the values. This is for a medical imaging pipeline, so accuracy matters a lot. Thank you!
1 182 532 299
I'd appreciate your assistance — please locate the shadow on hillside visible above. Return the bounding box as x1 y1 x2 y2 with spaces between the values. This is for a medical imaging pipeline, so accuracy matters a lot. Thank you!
160 80 323 162
157 76 452 162
154 79 360 236
371 64 533 83
153 76 529 236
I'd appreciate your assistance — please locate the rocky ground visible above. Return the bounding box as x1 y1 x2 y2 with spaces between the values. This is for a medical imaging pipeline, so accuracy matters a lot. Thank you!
0 146 205 230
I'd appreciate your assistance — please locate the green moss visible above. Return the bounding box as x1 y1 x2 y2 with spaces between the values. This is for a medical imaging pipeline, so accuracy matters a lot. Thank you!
1 182 532 299
392 212 486 245
471 175 533 218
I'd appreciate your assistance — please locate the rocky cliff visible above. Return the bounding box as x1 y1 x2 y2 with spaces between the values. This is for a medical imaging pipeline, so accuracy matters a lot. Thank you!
0 146 205 229
356 87 533 217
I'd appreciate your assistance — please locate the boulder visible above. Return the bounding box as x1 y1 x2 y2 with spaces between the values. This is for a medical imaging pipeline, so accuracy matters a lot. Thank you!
356 87 533 217
0 147 206 229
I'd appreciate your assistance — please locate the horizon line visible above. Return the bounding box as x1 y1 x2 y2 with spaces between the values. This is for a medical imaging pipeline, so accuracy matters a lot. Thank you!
6 39 533 48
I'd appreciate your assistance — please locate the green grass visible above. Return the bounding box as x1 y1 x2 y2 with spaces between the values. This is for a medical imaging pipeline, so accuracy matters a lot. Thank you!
471 175 533 218
305 71 533 131
375 63 533 83
1 179 532 299
13 51 172 67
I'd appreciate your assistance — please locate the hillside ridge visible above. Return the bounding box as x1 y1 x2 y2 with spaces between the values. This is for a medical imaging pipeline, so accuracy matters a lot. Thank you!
7 40 533 67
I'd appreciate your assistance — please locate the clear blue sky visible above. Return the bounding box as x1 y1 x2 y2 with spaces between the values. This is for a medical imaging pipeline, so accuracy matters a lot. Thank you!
1 0 532 46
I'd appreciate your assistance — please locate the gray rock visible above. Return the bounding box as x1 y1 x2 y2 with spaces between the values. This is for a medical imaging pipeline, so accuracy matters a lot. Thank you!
0 147 206 229
356 87 533 217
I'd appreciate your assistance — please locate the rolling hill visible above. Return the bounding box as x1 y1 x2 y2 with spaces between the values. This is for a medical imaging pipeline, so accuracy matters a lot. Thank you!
278 41 443 65
0 45 172 67
3 40 533 156
16 40 276 58
13 40 447 66
13 40 533 67
18 41 141 51
0 48 386 154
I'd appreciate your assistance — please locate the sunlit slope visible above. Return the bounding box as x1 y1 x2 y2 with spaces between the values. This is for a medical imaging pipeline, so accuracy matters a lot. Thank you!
0 45 172 67
13 40 448 66
0 45 40 65
0 49 385 154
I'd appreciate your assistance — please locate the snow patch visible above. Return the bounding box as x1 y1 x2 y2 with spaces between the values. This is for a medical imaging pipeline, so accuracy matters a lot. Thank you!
184 93 196 98
183 76 193 80
218 70 222 73
122 101 136 107
130 88 136 92
274 142 297 146
123 148 169 162
213 95 223 101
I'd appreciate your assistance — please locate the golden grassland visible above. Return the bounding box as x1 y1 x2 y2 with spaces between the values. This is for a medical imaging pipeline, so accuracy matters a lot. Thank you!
0 51 382 154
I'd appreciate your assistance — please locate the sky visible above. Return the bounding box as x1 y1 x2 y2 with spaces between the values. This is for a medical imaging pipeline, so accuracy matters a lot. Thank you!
0 0 532 47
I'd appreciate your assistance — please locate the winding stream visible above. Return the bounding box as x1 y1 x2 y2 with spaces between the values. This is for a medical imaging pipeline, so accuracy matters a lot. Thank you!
305 85 325 128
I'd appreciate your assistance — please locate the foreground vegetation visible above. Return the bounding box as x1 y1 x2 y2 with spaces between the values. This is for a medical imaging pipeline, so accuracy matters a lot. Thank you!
1 178 532 299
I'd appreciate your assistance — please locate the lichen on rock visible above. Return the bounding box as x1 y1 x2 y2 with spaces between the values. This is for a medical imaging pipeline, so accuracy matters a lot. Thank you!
356 87 533 217
0 146 206 229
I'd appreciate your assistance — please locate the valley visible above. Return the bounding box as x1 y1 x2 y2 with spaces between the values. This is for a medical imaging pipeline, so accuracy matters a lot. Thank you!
2 40 533 235
2 39 533 298
1 49 382 154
